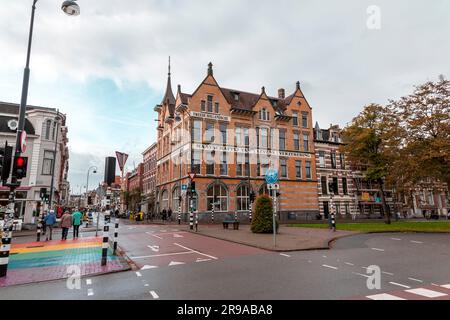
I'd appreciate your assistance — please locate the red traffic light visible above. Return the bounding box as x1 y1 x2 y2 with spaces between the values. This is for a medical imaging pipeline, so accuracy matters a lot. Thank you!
16 157 25 167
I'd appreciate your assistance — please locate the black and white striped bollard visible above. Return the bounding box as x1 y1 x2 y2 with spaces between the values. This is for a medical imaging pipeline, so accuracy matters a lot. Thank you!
36 215 42 242
189 200 194 231
178 205 181 225
101 221 109 266
0 226 13 278
211 205 214 224
234 211 238 222
113 220 119 255
195 213 198 232
249 202 252 222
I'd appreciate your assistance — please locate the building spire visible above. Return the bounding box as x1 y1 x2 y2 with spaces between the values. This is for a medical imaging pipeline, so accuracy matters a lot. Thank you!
161 56 176 108
168 56 171 76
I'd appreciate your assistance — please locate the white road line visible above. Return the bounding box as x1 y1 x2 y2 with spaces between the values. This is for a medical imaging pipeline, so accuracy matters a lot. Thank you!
410 240 423 244
280 253 291 258
432 283 441 287
87 289 94 296
389 282 411 289
131 251 193 259
147 245 160 252
352 272 370 278
136 272 142 277
149 291 159 299
406 288 447 298
382 272 394 276
151 234 163 239
86 279 92 285
322 255 327 258
344 262 354 266
441 284 450 289
371 248 385 252
367 293 405 300
322 264 338 270
408 277 423 283
144 284 149 287
173 243 218 260
391 238 402 241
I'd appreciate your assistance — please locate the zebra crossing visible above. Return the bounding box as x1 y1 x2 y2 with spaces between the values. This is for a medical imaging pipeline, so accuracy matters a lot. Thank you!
366 284 450 300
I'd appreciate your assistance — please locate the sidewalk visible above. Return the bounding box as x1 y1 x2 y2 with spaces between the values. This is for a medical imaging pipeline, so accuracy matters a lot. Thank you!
195 224 358 251
0 236 130 287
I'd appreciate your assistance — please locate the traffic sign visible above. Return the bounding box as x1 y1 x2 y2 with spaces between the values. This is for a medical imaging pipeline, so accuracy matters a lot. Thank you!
20 131 27 153
189 172 196 181
265 168 279 185
268 184 280 190
182 184 188 191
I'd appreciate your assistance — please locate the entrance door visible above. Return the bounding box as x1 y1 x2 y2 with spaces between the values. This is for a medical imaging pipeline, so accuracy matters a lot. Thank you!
323 201 330 219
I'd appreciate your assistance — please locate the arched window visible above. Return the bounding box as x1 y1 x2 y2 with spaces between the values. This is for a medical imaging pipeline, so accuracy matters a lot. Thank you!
236 185 249 211
172 187 180 211
44 120 51 140
160 189 169 211
206 184 228 212
52 121 57 140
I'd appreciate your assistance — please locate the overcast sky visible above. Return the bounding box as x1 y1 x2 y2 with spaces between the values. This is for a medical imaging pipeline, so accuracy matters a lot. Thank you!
0 0 449 191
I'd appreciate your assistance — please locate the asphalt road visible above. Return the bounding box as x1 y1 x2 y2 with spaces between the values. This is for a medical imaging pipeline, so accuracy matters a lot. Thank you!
1 223 450 300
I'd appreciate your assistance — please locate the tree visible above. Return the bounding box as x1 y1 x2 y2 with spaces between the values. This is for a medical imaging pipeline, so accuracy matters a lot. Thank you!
388 76 450 188
251 194 278 233
341 104 399 224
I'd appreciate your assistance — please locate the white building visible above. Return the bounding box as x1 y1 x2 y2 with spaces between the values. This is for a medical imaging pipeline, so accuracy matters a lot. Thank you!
0 102 69 225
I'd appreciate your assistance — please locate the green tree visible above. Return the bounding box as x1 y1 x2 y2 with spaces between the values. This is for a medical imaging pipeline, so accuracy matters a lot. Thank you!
341 104 399 224
251 194 278 233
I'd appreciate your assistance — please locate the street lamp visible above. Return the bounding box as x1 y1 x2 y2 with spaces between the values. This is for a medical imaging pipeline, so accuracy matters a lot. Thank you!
61 0 81 16
86 165 98 199
48 110 61 211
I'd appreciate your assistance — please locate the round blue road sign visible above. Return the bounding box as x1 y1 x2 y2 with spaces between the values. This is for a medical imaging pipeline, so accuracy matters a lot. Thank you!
265 168 279 185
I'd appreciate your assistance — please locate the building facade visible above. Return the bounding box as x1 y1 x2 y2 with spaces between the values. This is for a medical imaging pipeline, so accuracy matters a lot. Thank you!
154 63 319 222
0 102 69 224
313 123 358 219
141 143 157 214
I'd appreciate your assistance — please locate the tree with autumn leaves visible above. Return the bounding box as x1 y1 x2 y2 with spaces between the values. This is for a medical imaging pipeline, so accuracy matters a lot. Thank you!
341 76 450 224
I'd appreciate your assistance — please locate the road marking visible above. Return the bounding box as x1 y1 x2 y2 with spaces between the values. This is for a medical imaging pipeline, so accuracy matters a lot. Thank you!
382 271 394 276
174 243 218 260
151 234 163 239
136 272 142 277
149 291 159 299
367 293 405 300
371 248 385 252
144 284 149 287
322 264 338 270
280 253 291 258
131 251 193 259
432 283 441 287
169 261 185 266
410 240 423 244
441 284 450 289
344 262 354 266
406 288 447 298
389 282 411 289
322 255 327 258
86 279 92 285
160 230 167 232
173 234 184 238
408 277 423 283
141 265 158 270
391 238 402 241
145 231 154 234
87 289 94 296
196 258 212 262
352 272 370 278
147 245 160 252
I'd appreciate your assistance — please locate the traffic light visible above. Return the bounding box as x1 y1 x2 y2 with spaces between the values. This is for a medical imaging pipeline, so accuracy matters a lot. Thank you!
328 182 335 194
12 156 28 179
190 181 196 193
249 191 255 203
0 143 13 185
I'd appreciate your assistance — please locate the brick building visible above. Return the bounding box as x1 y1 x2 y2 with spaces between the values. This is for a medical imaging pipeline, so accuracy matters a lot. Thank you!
141 143 157 214
313 123 358 219
154 62 319 222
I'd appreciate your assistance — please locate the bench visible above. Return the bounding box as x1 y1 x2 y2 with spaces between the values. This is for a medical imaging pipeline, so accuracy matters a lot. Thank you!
223 220 239 230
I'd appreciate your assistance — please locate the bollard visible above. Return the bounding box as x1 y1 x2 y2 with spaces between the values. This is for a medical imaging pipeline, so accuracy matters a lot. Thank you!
195 213 198 232
249 202 252 222
178 205 181 225
234 211 238 222
0 227 13 278
101 219 109 266
113 220 119 255
211 205 214 224
189 203 194 230
331 212 336 232
36 217 42 242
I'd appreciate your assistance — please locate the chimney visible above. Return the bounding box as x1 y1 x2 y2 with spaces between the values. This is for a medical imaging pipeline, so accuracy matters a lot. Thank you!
278 88 285 99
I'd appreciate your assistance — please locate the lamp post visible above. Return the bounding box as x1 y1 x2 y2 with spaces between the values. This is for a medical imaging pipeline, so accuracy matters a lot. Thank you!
86 166 97 201
48 110 61 211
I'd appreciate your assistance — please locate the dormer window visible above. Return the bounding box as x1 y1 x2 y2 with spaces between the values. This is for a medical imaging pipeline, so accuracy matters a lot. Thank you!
259 108 270 121
234 93 239 101
207 95 213 113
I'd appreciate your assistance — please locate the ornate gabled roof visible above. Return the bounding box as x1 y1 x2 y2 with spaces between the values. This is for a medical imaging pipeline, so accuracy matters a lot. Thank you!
161 57 176 116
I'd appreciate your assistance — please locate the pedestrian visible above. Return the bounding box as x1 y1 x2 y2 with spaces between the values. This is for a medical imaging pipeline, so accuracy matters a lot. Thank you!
41 210 47 235
162 208 167 221
60 210 72 240
43 210 56 241
72 208 82 239
168 208 173 222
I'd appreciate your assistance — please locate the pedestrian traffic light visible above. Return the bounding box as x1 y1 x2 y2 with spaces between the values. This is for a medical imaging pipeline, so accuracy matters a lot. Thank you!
0 143 13 185
12 156 28 180
190 181 196 193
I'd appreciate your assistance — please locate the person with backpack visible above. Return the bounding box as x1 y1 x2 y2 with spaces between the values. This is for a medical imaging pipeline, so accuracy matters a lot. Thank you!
60 210 72 240
43 210 56 241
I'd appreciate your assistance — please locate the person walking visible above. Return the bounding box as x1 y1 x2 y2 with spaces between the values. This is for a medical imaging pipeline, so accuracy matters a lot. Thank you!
43 210 56 241
72 208 82 239
41 210 48 236
168 208 173 222
162 208 167 222
60 211 72 240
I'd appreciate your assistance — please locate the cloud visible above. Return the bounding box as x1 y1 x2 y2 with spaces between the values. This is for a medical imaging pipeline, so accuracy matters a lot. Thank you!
1 0 449 188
